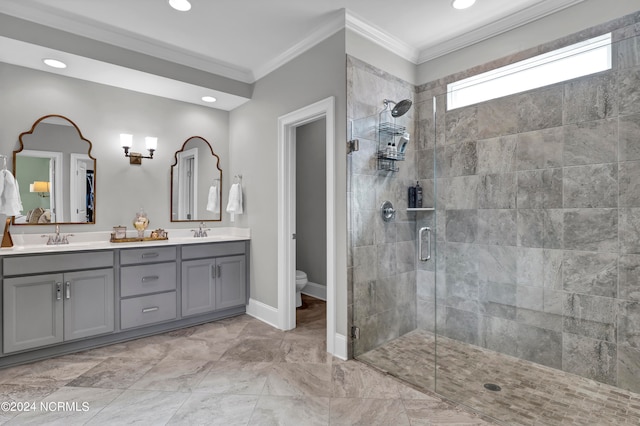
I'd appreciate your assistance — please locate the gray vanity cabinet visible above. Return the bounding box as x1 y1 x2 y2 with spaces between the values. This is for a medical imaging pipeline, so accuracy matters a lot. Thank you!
181 242 247 317
3 268 114 353
119 247 178 330
182 255 246 316
0 239 248 367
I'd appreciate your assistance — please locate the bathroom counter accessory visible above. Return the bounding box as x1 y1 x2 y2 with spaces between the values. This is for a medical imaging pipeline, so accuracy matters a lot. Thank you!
110 236 169 243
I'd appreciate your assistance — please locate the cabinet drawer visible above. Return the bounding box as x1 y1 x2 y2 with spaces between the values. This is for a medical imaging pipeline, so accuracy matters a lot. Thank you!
3 251 113 276
120 246 176 265
121 263 176 297
181 241 246 260
120 292 176 330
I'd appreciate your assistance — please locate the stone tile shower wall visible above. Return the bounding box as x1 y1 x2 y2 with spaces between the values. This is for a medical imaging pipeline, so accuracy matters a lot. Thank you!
415 14 640 392
347 56 418 356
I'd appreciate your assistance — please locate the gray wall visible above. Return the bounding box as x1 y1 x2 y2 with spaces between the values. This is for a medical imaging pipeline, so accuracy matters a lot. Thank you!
0 62 231 233
296 119 327 288
229 30 348 333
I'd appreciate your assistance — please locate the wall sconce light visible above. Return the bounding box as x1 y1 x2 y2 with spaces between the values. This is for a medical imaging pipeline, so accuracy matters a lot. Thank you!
120 134 157 165
30 181 50 197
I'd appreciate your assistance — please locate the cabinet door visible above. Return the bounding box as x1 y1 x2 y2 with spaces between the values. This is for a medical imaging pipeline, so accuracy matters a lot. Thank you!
3 274 64 353
181 259 216 317
216 255 246 310
64 269 115 341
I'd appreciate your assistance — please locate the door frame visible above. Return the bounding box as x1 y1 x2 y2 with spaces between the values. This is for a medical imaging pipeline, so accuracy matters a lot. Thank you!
277 96 339 356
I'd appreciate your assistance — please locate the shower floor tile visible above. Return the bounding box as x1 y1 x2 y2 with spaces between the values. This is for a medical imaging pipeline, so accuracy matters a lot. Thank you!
358 329 640 425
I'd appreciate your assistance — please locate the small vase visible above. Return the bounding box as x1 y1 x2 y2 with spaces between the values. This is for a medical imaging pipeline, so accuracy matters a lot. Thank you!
133 208 149 238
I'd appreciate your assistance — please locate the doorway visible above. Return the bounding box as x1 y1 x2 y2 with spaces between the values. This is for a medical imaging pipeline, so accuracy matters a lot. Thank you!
277 96 343 358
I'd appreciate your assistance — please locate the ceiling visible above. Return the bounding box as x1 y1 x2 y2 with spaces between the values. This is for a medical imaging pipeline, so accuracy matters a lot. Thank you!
0 0 585 109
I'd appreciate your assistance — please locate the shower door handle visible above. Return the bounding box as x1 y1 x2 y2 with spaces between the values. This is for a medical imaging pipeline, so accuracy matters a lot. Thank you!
419 227 431 261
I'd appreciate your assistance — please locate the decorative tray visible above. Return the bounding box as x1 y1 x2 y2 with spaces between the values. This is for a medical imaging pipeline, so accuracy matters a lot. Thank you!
109 236 169 243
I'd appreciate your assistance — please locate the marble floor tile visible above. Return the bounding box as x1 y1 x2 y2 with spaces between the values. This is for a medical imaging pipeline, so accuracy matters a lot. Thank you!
163 336 233 361
242 319 287 339
129 358 214 392
194 360 272 395
2 358 101 387
6 386 123 426
65 357 158 389
402 399 490 425
264 362 332 398
0 383 60 423
167 393 258 425
84 389 189 425
281 338 330 364
77 334 176 359
330 397 410 425
220 336 286 362
248 395 330 426
332 360 402 399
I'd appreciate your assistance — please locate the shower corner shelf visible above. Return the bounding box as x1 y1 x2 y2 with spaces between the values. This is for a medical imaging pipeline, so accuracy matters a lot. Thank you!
377 122 406 172
378 122 406 137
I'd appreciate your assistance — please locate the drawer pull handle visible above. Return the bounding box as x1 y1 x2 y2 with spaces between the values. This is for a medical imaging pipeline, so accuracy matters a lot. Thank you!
65 281 71 299
56 282 62 300
141 276 159 283
142 306 159 313
141 252 160 259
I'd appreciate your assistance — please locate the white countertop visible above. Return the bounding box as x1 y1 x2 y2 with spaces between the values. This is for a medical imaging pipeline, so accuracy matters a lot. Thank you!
0 227 250 256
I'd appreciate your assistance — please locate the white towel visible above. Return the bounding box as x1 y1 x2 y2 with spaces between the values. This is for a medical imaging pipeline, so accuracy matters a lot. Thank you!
0 169 23 216
226 183 243 222
206 185 219 214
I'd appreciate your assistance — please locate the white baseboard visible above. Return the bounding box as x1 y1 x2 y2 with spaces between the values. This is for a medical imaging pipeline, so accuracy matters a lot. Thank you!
333 333 348 360
302 281 326 301
246 298 280 329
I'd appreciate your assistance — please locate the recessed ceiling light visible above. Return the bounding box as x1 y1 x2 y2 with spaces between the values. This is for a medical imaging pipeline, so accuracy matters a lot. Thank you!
452 0 476 10
43 58 67 69
202 96 217 103
168 0 191 11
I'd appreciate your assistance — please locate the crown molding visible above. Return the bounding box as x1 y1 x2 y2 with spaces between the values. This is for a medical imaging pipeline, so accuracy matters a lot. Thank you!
0 0 254 83
416 0 586 63
252 10 346 82
345 10 420 64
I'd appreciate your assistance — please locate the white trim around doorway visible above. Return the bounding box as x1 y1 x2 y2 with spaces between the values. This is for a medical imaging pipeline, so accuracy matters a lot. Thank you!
276 96 344 359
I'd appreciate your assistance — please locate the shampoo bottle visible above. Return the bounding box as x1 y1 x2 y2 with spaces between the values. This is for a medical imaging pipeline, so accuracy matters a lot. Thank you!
415 181 423 208
408 185 416 208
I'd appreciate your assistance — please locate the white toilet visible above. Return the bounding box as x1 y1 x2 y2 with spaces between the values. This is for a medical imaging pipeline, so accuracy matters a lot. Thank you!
295 270 308 308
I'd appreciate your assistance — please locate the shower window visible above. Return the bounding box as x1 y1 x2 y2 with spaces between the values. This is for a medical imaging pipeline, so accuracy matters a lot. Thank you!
447 32 612 110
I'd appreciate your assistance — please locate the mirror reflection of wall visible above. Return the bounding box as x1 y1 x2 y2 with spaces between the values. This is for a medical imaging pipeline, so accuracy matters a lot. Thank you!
13 116 96 225
171 136 222 222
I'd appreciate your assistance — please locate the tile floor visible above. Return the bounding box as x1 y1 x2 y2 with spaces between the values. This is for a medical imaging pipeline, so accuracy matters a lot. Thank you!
359 329 640 425
0 295 491 425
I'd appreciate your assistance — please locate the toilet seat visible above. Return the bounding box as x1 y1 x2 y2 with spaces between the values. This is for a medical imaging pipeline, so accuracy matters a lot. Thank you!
296 270 307 282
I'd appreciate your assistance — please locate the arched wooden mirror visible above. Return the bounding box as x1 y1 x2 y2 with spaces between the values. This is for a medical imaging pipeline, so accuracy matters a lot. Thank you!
13 115 96 225
171 136 222 222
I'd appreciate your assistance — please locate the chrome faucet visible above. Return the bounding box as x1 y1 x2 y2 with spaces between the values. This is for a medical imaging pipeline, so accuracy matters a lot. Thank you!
191 222 209 238
42 225 73 245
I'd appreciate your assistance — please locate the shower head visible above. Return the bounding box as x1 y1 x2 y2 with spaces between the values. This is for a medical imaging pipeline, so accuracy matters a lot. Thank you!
383 99 413 117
